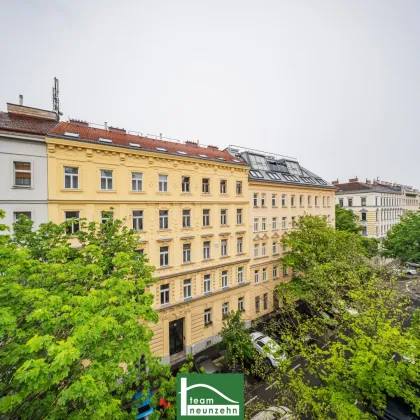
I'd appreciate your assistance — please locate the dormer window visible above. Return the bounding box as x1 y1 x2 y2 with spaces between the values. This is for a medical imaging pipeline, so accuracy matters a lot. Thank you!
177 150 188 155
156 147 167 152
129 142 141 148
198 154 208 158
99 138 113 144
64 132 79 138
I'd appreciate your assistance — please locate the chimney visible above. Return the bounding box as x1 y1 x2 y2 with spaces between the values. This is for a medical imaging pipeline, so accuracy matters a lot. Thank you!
69 118 89 127
19 94 23 106
331 179 339 185
366 179 371 184
207 145 219 151
104 122 108 130
185 140 199 147
349 177 358 182
108 126 126 134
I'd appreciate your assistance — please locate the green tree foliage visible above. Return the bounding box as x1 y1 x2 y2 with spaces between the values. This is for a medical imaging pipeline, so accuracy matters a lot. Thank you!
0 212 160 419
335 204 362 234
382 211 420 263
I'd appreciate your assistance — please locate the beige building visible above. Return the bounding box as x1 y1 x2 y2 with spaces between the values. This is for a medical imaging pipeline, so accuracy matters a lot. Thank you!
228 147 336 321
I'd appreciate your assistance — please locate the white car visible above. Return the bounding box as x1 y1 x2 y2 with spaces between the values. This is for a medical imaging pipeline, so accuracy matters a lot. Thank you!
250 332 287 367
251 406 293 420
336 300 359 316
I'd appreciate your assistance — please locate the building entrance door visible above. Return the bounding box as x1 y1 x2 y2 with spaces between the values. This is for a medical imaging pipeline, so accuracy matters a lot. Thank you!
169 318 184 356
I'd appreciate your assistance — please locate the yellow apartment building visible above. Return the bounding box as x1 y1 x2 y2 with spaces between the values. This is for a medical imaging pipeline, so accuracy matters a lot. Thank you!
228 147 336 321
46 120 250 364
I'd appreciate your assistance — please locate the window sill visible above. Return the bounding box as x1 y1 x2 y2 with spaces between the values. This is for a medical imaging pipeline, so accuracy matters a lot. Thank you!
182 261 193 266
273 253 280 256
97 189 116 193
254 255 268 260
61 188 83 192
273 277 279 280
181 192 192 195
160 303 170 308
220 225 230 228
236 223 245 227
237 252 245 256
158 229 172 232
12 185 33 189
203 258 214 262
202 225 212 229
204 322 213 327
182 227 193 230
129 190 146 194
202 193 212 196
157 192 171 195
220 255 230 259
158 265 172 270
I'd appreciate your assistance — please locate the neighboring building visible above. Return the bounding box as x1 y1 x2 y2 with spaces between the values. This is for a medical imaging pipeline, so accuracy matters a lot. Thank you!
46 121 250 364
228 146 336 321
333 177 419 238
0 101 58 232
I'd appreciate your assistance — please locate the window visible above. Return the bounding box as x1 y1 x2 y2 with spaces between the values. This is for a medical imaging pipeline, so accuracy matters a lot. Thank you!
323 196 326 207
183 243 191 263
220 179 227 194
262 218 267 231
254 270 259 284
273 265 278 279
263 293 268 310
283 266 288 276
202 178 210 194
282 194 287 207
236 181 243 195
315 196 319 207
273 241 278 255
100 169 113 190
131 172 143 191
254 243 259 257
238 267 244 284
159 210 169 229
238 297 244 312
253 193 258 207
362 227 367 236
361 197 366 206
348 198 353 207
160 246 169 267
182 209 191 228
272 217 277 230
160 284 170 305
375 196 378 206
13 162 31 187
261 193 266 207
263 268 267 282
14 211 31 221
327 196 330 206
182 176 190 193
221 209 227 225
282 243 287 253
203 241 211 260
65 211 80 234
222 302 229 317
291 195 295 207
272 194 277 207
255 296 260 312
204 274 211 293
237 237 243 254
222 270 228 288
132 210 143 231
262 242 266 256
101 211 113 223
282 217 287 229
158 174 168 192
236 209 243 224
203 209 210 226
308 195 311 206
339 198 344 207
184 279 192 300
253 218 259 232
221 239 227 256
300 195 303 207
64 167 79 189
361 212 367 221
204 308 212 325
291 216 296 228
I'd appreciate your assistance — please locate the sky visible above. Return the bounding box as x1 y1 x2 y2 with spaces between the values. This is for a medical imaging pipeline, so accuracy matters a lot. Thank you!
1 0 419 186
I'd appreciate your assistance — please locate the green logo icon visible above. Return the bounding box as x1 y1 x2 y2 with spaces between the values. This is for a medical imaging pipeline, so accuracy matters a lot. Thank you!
176 373 244 419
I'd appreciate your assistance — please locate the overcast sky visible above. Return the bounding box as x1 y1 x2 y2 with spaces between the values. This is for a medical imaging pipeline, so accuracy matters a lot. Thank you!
1 0 419 186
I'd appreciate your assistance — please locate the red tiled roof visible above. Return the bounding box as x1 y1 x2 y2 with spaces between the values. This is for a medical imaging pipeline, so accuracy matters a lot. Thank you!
48 122 247 165
335 182 371 192
0 112 59 136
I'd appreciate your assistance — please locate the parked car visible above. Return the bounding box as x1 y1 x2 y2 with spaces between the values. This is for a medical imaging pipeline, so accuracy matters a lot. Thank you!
333 299 359 316
370 396 420 420
250 332 287 367
194 355 219 373
134 390 155 420
251 406 294 420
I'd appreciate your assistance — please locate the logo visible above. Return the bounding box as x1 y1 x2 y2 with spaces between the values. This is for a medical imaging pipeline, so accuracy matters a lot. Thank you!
176 374 244 419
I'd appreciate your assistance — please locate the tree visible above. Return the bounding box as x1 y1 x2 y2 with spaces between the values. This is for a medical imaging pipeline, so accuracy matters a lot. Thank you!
382 211 420 263
335 205 362 234
0 212 160 419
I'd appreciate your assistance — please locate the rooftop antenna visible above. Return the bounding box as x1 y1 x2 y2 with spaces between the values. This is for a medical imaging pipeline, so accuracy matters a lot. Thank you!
52 77 63 119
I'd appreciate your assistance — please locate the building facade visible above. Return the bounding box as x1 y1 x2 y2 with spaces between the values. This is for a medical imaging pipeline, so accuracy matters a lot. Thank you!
334 177 419 238
46 121 251 364
0 102 58 232
229 147 336 321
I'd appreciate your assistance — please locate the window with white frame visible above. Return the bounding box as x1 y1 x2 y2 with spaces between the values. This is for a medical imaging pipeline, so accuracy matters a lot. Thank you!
292 216 296 228
262 218 267 231
203 241 211 260
236 181 242 195
203 209 210 226
220 179 227 194
238 267 244 283
222 270 228 288
261 193 266 207
131 172 143 191
101 210 113 223
315 196 319 207
323 196 326 207
361 197 366 206
183 243 191 263
182 209 191 228
253 218 259 232
14 211 31 221
291 195 295 206
65 211 80 234
64 167 79 189
262 242 266 256
13 162 32 187
272 217 277 229
221 209 227 225
253 193 258 207
160 284 170 305
272 194 277 207
221 239 227 257
237 237 243 254
236 208 243 224
263 268 267 282
282 194 287 207
182 176 190 193
222 302 229 317
160 246 169 267
238 297 244 311
282 216 287 229
183 279 192 300
204 274 211 293
254 270 259 284
159 210 169 229
158 174 168 192
255 296 260 312
339 198 344 207
273 241 278 255
263 293 268 310
300 195 304 207
202 178 210 194
254 243 259 257
204 308 212 325
132 210 143 231
273 265 278 279
100 169 113 190
308 195 311 206
283 266 288 276
282 243 287 253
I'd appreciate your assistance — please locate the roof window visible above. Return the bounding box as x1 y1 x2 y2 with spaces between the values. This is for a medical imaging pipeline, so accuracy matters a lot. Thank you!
156 147 167 152
99 138 113 144
64 132 80 138
129 142 141 148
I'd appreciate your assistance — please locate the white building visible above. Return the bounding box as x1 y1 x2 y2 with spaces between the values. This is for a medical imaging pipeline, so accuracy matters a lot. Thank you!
0 102 58 232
